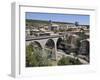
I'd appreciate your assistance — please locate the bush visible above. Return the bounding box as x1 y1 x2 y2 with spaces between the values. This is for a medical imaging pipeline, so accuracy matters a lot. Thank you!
58 57 81 65
58 57 72 65
26 44 51 67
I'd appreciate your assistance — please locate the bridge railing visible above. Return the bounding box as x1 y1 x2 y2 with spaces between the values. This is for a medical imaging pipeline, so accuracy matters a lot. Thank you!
26 35 64 41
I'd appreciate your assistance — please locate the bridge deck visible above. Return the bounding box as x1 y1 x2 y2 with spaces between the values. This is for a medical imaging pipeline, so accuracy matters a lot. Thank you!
26 35 64 41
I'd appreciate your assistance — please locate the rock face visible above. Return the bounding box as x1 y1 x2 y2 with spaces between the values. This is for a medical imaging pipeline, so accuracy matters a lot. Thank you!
79 40 89 56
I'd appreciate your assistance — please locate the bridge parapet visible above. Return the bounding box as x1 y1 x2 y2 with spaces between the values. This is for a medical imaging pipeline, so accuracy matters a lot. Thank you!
26 35 64 41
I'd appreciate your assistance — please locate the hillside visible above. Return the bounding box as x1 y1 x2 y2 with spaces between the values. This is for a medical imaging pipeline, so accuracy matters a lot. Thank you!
26 19 74 27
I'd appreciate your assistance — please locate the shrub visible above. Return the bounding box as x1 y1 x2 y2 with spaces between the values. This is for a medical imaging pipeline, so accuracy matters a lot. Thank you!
58 57 72 65
58 57 81 65
26 44 51 67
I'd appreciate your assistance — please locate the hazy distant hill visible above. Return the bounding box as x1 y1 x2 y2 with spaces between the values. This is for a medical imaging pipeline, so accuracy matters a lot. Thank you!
26 19 74 27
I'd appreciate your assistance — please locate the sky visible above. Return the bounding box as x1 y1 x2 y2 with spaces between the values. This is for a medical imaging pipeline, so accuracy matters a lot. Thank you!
26 12 90 25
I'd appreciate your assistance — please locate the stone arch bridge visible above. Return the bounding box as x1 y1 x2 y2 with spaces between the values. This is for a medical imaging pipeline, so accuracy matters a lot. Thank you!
26 35 64 60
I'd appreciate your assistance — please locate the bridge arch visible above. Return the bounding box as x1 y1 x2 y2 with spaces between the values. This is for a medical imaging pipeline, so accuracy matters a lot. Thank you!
56 37 63 50
44 39 56 59
32 41 43 49
45 39 55 48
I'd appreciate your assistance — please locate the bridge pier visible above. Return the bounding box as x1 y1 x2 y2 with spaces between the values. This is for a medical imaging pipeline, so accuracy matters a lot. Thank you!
54 43 57 60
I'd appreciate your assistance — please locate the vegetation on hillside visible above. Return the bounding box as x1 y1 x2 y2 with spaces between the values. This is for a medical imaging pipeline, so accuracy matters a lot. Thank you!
58 56 82 65
26 43 51 67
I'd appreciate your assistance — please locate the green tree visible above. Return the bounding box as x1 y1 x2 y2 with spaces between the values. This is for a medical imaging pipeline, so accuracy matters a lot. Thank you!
26 44 37 67
26 44 51 67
